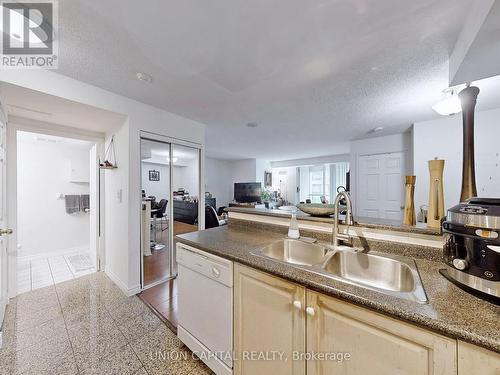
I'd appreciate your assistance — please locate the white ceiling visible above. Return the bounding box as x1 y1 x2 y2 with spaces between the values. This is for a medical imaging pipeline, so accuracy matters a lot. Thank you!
50 0 499 160
0 83 126 136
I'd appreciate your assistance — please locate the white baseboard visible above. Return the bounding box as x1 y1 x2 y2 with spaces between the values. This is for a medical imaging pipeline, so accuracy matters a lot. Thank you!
104 267 141 297
127 284 142 296
18 246 90 263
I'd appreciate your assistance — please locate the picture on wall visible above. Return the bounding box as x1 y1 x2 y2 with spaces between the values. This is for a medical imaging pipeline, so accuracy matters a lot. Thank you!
264 171 272 187
149 170 160 181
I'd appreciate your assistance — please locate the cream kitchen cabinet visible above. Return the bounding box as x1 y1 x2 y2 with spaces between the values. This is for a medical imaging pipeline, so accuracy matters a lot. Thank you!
306 291 457 375
234 264 459 375
234 264 306 375
458 341 500 375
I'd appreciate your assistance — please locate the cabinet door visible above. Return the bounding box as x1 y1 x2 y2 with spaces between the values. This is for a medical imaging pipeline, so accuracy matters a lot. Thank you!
306 291 456 375
458 341 500 375
234 264 306 375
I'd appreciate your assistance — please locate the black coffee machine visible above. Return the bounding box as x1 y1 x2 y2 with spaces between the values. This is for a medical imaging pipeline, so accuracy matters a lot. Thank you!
442 198 500 303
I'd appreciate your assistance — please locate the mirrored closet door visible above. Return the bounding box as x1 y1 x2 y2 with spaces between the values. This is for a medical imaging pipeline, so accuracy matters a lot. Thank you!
140 137 202 288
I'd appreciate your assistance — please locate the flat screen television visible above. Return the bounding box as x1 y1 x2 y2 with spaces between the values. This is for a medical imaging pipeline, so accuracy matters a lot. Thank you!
234 182 262 203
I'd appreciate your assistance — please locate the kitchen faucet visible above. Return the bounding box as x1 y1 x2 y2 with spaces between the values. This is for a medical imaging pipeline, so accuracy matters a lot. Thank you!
332 190 354 249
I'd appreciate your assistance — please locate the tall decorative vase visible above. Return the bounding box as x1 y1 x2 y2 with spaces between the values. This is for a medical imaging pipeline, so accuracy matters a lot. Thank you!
458 86 480 202
403 176 416 226
427 159 445 229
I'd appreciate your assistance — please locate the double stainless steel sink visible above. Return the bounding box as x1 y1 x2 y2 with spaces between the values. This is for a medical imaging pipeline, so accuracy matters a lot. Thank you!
254 239 428 303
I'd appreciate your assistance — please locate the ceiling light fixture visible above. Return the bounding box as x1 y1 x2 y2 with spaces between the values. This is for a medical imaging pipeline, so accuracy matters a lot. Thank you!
136 72 153 83
366 126 384 134
432 87 464 116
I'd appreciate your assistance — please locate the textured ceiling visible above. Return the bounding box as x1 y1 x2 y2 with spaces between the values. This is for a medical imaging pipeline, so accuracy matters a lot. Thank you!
54 0 493 160
0 83 126 135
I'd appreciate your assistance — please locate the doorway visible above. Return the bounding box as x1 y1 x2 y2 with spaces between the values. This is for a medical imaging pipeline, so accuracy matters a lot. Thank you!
139 136 201 328
357 152 406 220
15 131 101 293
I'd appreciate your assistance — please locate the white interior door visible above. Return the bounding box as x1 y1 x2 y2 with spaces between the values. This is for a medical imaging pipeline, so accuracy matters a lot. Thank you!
357 152 406 220
0 113 12 326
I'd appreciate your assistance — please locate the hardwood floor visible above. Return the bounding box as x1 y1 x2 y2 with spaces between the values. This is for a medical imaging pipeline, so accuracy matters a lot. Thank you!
143 220 198 286
143 247 170 285
139 278 178 331
140 220 197 330
143 219 171 286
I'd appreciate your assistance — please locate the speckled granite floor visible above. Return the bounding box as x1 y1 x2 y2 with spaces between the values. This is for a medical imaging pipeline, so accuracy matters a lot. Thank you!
0 272 213 375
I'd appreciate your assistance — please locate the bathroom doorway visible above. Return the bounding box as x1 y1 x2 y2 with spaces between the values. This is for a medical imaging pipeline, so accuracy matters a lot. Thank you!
14 130 101 293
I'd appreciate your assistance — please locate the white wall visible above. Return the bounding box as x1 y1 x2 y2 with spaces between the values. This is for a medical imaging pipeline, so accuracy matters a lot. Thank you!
272 166 299 204
141 162 170 201
227 159 258 201
17 135 91 258
173 164 199 197
350 133 412 216
204 158 272 206
1 69 205 295
413 107 500 211
205 157 232 207
256 159 272 186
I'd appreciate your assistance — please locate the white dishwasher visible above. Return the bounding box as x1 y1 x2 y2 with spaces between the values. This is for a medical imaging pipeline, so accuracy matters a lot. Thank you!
176 243 233 375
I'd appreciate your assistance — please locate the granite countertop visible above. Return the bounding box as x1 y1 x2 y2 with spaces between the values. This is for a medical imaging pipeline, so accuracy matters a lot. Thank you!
176 226 499 353
226 207 442 236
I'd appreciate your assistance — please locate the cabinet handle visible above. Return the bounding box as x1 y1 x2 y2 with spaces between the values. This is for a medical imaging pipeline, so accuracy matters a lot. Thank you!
306 307 315 316
293 300 302 310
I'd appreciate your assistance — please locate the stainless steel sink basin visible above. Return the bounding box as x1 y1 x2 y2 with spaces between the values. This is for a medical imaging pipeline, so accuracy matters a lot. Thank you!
321 251 427 303
260 239 330 266
254 239 428 304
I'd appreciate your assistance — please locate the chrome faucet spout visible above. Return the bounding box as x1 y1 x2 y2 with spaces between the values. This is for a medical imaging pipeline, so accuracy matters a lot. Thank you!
332 191 353 248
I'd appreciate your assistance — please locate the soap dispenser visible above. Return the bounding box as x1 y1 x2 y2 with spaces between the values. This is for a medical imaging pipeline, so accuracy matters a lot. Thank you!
288 212 300 239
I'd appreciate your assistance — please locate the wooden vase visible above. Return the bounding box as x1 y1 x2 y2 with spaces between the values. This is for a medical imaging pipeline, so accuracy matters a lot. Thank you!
458 86 480 202
427 159 445 229
403 176 416 226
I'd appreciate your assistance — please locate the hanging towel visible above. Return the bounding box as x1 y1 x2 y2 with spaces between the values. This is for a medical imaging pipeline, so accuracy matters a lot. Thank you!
65 195 81 214
80 194 90 212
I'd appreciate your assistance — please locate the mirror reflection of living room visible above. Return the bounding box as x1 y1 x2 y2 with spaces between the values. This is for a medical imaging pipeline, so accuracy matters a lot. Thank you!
141 139 204 287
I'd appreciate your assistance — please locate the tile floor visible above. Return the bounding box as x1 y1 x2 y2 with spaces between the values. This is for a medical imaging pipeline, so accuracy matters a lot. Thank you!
17 254 96 293
0 272 213 374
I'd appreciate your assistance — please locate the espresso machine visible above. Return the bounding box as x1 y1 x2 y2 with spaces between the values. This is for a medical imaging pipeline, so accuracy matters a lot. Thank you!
442 198 500 303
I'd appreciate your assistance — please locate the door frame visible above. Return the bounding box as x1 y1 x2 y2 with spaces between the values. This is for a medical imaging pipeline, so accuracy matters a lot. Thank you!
139 130 204 290
0 106 8 325
6 117 105 298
